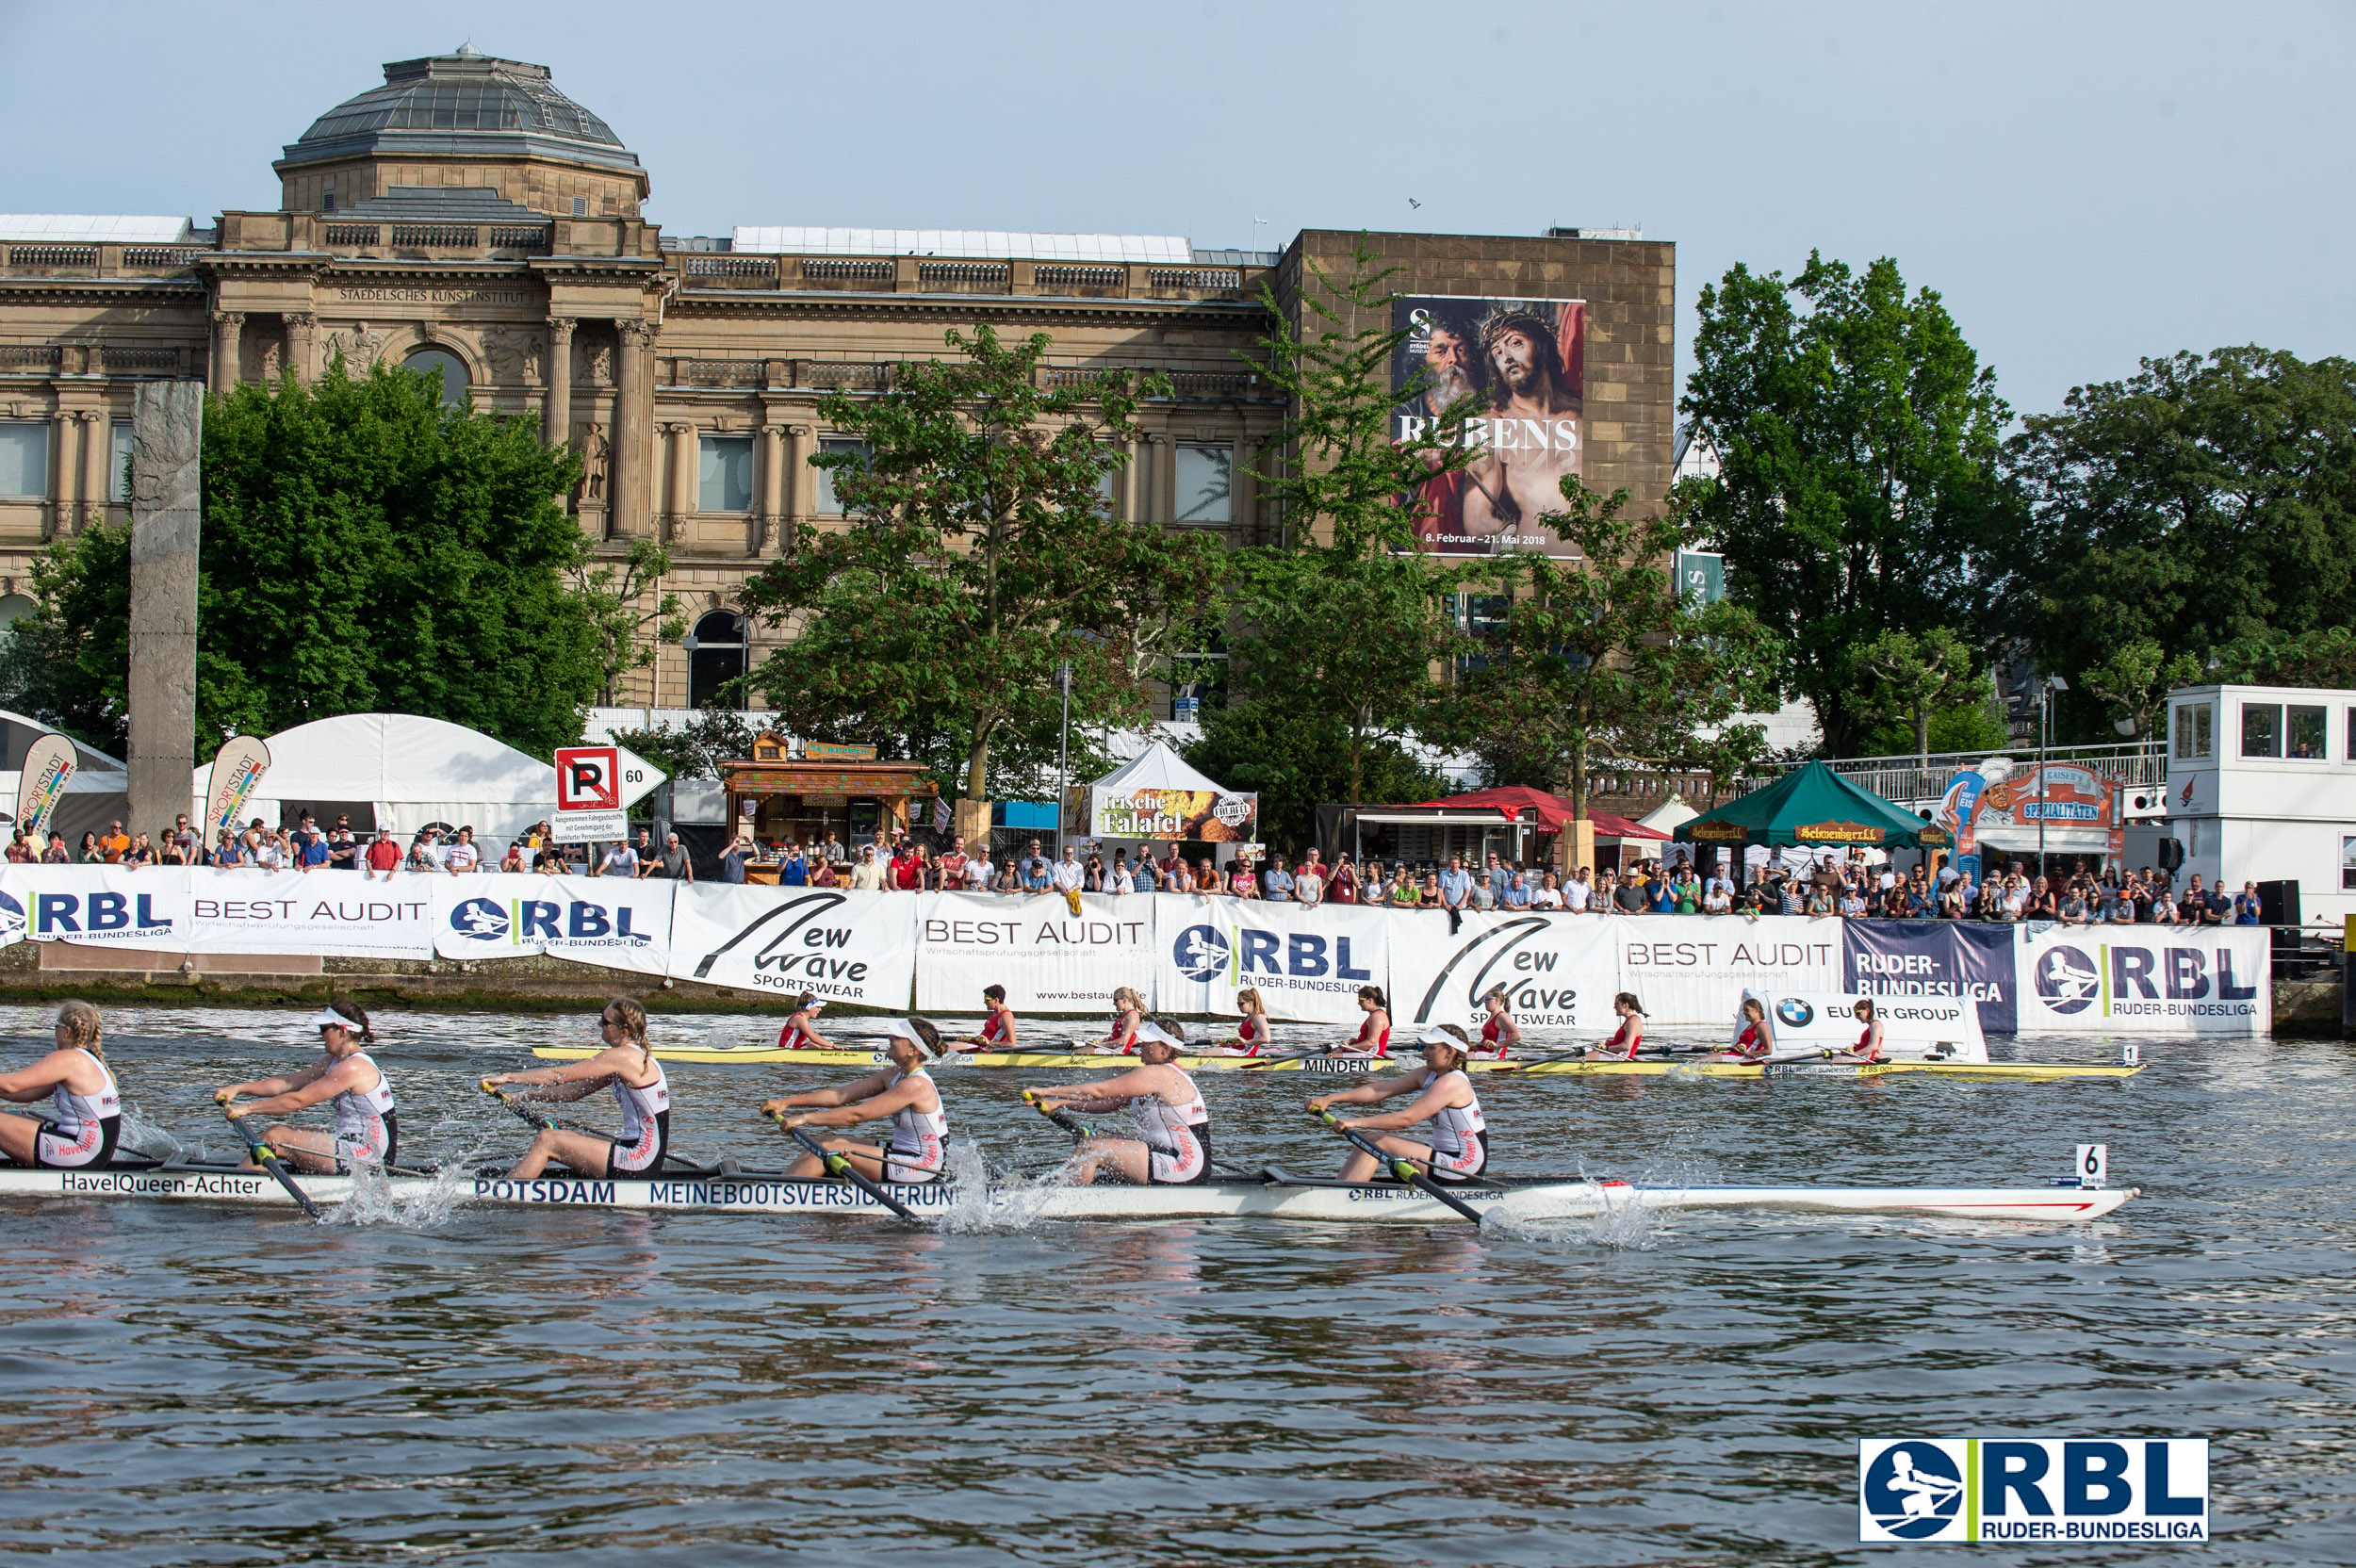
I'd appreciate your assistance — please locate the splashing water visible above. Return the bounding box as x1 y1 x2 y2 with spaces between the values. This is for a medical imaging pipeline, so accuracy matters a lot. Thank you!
327 1156 482 1230
116 1103 190 1164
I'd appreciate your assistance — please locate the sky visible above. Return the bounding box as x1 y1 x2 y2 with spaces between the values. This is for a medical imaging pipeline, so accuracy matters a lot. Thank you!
2 0 2348 418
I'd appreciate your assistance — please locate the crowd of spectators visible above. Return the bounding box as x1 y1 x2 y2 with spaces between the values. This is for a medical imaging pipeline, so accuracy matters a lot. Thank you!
0 814 706 882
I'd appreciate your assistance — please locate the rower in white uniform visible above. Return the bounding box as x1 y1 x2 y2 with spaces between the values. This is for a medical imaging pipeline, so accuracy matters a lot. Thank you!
0 1001 122 1171
1026 1021 1211 1185
214 1001 396 1173
1307 1024 1488 1184
765 1019 952 1184
482 997 671 1179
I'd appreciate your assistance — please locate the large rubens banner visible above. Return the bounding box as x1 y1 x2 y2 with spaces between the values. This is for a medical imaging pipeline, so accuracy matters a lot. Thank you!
664 885 915 1008
1152 895 1393 1026
914 891 1157 1015
433 873 676 975
1389 911 1618 1033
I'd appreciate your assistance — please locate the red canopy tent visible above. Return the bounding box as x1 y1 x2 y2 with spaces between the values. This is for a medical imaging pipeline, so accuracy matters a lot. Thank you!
1387 786 1669 841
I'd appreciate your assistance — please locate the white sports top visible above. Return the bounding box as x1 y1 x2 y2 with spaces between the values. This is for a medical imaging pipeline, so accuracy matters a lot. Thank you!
886 1070 948 1162
1129 1070 1208 1152
1423 1069 1486 1160
329 1053 397 1145
49 1048 120 1138
612 1057 671 1143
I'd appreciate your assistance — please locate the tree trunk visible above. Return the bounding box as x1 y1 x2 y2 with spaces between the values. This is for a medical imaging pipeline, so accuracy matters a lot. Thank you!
1916 707 1931 762
966 714 991 801
1570 735 1588 819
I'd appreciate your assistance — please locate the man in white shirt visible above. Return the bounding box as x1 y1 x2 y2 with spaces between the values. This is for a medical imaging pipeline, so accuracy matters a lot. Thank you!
443 827 481 874
598 839 638 879
1563 867 1593 913
1294 848 1327 907
849 843 886 890
1051 846 1084 893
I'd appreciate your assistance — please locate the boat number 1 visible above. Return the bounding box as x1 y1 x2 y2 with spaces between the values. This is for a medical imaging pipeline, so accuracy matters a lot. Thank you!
2075 1143 2108 1189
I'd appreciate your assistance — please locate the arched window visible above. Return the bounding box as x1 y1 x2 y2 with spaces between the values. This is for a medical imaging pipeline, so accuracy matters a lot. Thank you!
0 594 34 630
404 348 470 408
688 611 747 709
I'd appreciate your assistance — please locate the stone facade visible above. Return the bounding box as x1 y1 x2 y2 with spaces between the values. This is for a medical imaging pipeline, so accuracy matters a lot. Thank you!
0 49 1674 712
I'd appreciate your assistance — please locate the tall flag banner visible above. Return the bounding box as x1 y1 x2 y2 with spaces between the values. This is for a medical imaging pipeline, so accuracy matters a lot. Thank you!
12 733 76 835
205 735 272 834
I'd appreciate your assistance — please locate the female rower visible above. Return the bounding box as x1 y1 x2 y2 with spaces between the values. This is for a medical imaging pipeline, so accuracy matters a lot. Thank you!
776 994 837 1052
764 1018 950 1184
1722 997 1775 1062
1095 988 1147 1054
1581 992 1645 1060
0 1001 121 1171
1337 985 1391 1057
955 985 1020 1054
1028 1022 1210 1185
481 997 670 1179
213 1001 395 1173
1838 999 1887 1063
1308 1025 1487 1184
1472 985 1522 1058
1206 988 1272 1055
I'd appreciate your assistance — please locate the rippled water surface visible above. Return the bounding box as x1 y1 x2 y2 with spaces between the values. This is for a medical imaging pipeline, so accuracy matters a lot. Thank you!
0 1004 2347 1566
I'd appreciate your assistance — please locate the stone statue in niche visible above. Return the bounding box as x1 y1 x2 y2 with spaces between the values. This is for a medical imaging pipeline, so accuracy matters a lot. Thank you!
257 337 281 380
326 321 384 370
581 341 613 386
577 422 609 504
483 326 540 385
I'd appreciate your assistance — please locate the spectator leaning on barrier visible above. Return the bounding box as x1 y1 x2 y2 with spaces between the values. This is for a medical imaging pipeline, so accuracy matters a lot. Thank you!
1262 855 1295 903
850 842 886 890
499 841 526 874
1438 855 1472 912
443 827 480 874
653 833 693 881
1469 871 1497 910
597 836 639 880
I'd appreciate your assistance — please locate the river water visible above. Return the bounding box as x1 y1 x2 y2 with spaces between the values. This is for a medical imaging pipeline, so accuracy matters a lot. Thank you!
0 1004 2346 1566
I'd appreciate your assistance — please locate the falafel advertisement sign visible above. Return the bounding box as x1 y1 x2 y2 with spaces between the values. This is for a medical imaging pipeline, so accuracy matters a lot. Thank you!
1391 295 1584 558
1088 788 1258 842
433 874 676 974
664 885 916 1007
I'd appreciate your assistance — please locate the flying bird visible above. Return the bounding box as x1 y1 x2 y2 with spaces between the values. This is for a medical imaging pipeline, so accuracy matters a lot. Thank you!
1408 198 1422 208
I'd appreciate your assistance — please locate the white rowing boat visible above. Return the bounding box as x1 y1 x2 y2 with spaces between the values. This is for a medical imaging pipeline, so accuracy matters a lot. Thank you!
0 1165 2137 1224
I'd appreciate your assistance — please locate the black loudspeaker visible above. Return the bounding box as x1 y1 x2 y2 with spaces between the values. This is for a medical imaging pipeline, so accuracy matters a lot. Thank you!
2157 838 2185 872
2256 878 2300 926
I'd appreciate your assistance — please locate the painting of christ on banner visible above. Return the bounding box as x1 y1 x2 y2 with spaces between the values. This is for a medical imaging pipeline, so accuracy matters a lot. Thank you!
1392 295 1584 558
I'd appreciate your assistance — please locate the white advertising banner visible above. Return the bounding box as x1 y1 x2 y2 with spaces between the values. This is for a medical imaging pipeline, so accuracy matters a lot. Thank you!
1612 914 1844 1027
665 884 916 1007
2014 923 2270 1036
914 891 1157 1014
433 873 676 975
186 869 438 957
1389 911 1620 1033
1152 895 1393 1025
0 865 188 951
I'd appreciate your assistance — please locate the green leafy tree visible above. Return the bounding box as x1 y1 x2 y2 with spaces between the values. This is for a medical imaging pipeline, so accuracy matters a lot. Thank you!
572 538 686 707
1852 625 1977 760
1184 701 1448 856
1682 252 2013 755
2001 347 2356 734
2079 636 2203 740
737 323 1223 800
1427 478 1781 818
3 361 597 759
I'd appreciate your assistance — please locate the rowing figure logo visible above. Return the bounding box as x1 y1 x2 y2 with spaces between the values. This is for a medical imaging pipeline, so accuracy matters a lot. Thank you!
2036 945 2101 1015
1775 997 1814 1029
1172 924 1231 984
0 890 22 945
451 898 510 941
1861 1443 1965 1539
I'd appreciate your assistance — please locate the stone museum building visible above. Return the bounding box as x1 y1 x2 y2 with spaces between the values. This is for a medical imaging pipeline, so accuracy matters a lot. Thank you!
0 47 1676 712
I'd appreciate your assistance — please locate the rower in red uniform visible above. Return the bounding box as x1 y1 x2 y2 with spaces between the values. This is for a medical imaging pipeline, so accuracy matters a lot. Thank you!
954 985 1020 1054
1471 985 1521 1058
1590 992 1646 1059
1836 999 1887 1063
776 994 837 1052
1337 985 1392 1057
1721 997 1775 1062
0 1002 121 1172
1206 988 1271 1055
1093 988 1147 1054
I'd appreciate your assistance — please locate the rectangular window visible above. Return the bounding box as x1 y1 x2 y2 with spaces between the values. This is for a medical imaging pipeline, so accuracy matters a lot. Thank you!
1173 442 1232 524
2345 836 2356 891
697 434 753 513
1453 593 1509 676
2348 709 2356 765
2241 702 2282 759
2173 701 2212 760
0 422 47 499
814 438 868 514
109 421 133 502
572 197 588 217
2287 703 2327 760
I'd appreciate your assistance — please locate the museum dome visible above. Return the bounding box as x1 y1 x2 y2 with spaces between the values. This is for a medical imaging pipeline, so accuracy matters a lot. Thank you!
274 47 647 216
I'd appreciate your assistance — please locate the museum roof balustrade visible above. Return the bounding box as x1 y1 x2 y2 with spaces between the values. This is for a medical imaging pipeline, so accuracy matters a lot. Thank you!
277 48 646 181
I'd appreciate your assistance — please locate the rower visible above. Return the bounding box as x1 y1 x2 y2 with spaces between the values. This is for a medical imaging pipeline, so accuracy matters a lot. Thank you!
213 1001 395 1174
764 1019 951 1184
1307 1025 1487 1184
1027 1022 1210 1185
1839 999 1888 1063
1722 997 1775 1062
1337 985 1392 1057
0 1001 122 1171
776 994 836 1052
1207 987 1271 1055
1583 992 1645 1059
481 998 670 1179
954 985 1019 1054
1472 984 1522 1058
1094 988 1147 1054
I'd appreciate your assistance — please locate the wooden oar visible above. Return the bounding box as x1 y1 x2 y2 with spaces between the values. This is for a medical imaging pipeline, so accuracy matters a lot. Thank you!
1021 1088 1095 1140
1314 1110 1483 1223
774 1117 918 1220
219 1110 321 1218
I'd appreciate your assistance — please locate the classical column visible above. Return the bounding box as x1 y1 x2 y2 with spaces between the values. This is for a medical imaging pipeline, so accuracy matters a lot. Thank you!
784 423 811 547
1133 433 1157 524
1120 436 1141 522
209 310 244 393
613 320 651 539
285 313 317 384
662 422 696 538
1158 431 1180 522
543 318 574 448
76 410 108 530
48 408 76 541
756 420 785 551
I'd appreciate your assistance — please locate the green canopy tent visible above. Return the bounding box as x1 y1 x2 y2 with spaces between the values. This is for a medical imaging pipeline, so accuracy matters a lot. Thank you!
1671 760 1949 851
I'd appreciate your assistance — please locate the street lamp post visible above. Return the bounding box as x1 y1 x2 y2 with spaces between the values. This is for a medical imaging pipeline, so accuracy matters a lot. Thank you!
2038 674 2068 875
1055 661 1072 860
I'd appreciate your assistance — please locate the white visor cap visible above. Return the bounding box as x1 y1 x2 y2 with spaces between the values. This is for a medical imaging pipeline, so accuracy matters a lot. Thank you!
880 1019 939 1061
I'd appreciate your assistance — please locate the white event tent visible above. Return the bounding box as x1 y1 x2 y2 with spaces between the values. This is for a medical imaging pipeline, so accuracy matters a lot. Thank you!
190 713 557 843
1082 741 1256 863
0 710 131 841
